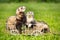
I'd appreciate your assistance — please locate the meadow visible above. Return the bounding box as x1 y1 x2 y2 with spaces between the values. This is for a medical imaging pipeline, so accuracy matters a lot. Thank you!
0 2 60 40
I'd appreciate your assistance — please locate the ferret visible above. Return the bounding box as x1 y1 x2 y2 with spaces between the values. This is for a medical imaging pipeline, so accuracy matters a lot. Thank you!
26 11 36 28
16 6 26 34
31 21 50 36
6 6 26 34
6 16 20 34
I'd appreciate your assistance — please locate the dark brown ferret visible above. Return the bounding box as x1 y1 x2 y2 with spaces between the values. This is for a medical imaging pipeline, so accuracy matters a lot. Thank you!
16 6 26 34
6 6 26 35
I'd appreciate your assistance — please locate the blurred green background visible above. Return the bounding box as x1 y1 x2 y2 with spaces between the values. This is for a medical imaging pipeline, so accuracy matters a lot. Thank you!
0 0 60 40
0 0 60 3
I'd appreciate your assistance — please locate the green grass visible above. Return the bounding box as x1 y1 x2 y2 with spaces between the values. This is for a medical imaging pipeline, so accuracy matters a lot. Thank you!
0 2 60 40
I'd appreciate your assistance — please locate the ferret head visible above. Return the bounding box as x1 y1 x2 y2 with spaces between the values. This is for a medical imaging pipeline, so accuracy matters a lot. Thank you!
33 21 50 34
16 6 26 19
26 11 34 18
41 28 50 33
16 6 26 13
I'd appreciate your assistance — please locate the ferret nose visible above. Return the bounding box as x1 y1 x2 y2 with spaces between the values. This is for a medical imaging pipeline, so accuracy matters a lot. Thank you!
21 14 24 16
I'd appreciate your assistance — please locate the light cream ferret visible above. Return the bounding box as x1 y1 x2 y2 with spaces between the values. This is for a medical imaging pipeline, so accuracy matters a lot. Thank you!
26 11 36 28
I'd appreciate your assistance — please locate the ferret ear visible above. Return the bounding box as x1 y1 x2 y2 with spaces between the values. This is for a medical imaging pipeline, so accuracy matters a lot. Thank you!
18 8 20 11
31 12 34 15
16 9 19 14
22 6 26 9
29 11 34 15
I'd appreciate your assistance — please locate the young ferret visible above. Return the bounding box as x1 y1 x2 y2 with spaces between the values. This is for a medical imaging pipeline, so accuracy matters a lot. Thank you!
26 11 36 28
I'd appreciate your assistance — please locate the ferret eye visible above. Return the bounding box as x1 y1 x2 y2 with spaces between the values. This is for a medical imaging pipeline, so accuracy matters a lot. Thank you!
21 8 23 9
41 28 48 33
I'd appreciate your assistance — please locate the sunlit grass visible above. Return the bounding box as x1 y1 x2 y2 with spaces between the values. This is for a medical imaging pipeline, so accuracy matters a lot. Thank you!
0 2 60 40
